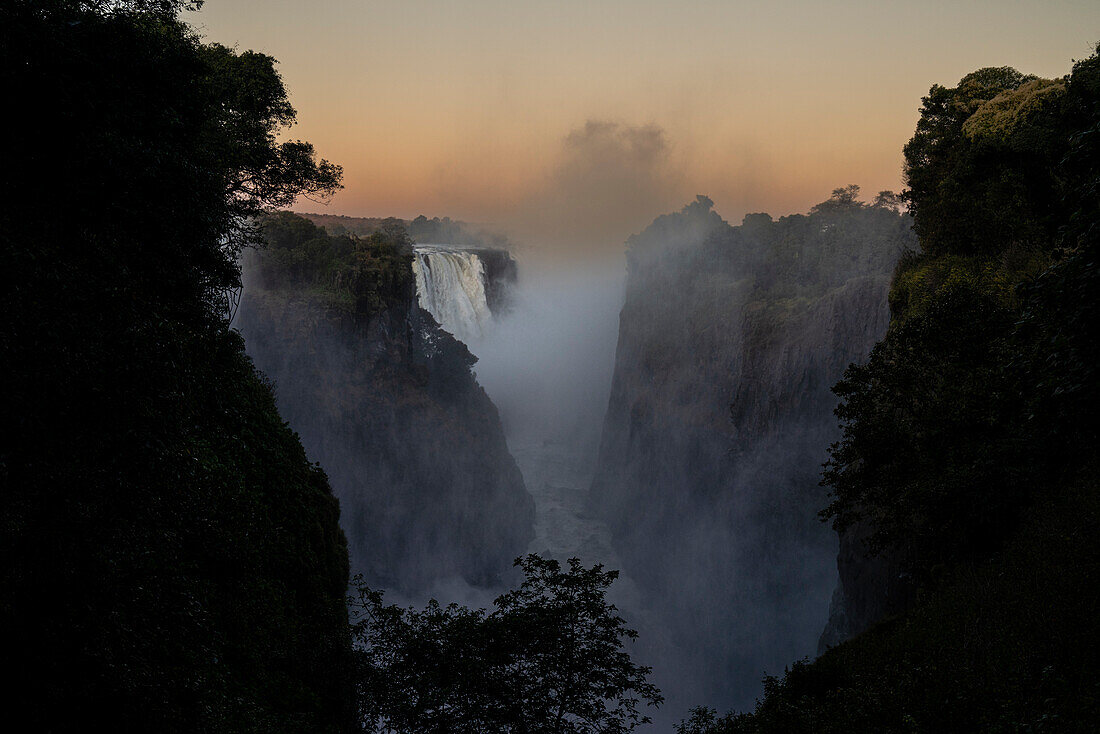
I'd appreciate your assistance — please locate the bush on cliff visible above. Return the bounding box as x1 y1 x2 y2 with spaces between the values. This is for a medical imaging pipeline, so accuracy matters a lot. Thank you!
823 47 1100 582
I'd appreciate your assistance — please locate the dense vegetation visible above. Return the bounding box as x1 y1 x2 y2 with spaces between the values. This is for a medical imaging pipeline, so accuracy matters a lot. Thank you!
631 189 911 305
254 211 414 317
299 212 511 247
351 556 662 733
1 1 354 730
824 51 1100 585
682 46 1100 734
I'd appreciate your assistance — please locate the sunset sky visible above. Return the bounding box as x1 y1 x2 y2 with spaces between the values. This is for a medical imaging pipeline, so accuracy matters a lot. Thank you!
194 0 1100 249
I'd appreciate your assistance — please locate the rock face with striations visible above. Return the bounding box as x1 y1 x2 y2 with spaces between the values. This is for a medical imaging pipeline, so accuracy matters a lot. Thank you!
237 233 533 596
589 195 912 707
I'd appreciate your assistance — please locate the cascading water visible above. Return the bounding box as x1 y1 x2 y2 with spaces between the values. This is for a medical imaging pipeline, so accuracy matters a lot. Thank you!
412 246 492 343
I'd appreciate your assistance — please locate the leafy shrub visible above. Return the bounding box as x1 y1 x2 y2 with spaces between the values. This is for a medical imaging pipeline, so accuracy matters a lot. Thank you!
350 556 662 734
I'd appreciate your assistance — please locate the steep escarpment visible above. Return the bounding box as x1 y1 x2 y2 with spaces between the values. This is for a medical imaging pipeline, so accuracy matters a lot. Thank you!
591 193 912 707
685 55 1100 734
238 213 533 595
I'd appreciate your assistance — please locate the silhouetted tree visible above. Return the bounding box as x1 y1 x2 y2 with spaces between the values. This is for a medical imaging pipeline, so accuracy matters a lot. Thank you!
871 190 902 211
2 1 351 729
351 555 662 733
810 184 863 213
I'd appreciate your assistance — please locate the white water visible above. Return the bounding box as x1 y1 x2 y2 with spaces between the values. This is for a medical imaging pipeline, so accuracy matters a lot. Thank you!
463 256 625 562
412 245 492 343
412 249 670 725
413 243 626 565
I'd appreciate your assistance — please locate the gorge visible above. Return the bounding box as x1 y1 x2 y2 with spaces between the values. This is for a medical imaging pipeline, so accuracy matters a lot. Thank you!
10 4 1098 730
242 193 915 724
236 217 532 601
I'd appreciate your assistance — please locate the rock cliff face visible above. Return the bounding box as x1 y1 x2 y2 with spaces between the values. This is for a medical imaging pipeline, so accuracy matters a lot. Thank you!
817 520 914 650
237 263 534 596
590 196 911 707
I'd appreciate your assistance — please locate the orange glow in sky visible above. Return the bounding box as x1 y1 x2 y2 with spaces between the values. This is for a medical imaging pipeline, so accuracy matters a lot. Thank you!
194 0 1100 248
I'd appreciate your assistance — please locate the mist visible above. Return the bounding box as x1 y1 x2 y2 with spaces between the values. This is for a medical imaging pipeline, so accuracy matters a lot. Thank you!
503 120 688 256
462 251 625 567
394 187 905 730
237 177 911 729
582 193 912 724
468 252 624 451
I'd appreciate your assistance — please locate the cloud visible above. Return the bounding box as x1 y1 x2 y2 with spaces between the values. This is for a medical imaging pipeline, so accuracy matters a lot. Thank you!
508 120 685 255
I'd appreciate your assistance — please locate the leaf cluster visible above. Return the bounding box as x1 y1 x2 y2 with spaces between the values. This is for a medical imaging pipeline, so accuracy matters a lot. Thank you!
901 57 1099 257
350 555 662 734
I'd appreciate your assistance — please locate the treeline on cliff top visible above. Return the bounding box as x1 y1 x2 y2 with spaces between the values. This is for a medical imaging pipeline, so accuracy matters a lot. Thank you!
252 210 415 318
298 211 511 249
1 1 354 730
682 48 1100 734
625 186 914 337
628 187 912 305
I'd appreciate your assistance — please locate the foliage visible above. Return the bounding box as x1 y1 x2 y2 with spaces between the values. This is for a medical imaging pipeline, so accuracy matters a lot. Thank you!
406 214 511 247
676 706 748 734
747 185 912 300
17 0 205 18
961 78 1067 141
808 184 863 212
1 1 353 730
900 58 1099 256
350 555 662 733
821 266 1026 573
254 211 414 318
630 187 913 308
822 46 1100 579
292 211 512 247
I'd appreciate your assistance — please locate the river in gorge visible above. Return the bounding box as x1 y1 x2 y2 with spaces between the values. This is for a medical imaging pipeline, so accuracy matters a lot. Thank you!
413 245 625 568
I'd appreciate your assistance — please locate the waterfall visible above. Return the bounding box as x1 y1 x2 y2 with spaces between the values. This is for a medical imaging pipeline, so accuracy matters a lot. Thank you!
412 245 493 343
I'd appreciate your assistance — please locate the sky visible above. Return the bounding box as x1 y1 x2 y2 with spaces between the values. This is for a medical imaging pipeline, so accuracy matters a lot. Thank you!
193 0 1100 250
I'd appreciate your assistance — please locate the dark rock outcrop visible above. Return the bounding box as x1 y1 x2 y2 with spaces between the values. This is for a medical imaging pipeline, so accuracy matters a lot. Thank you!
237 265 534 595
817 520 914 651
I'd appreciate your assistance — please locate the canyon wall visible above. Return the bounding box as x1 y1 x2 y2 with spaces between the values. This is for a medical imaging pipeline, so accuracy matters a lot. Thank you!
590 195 913 709
237 224 533 597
